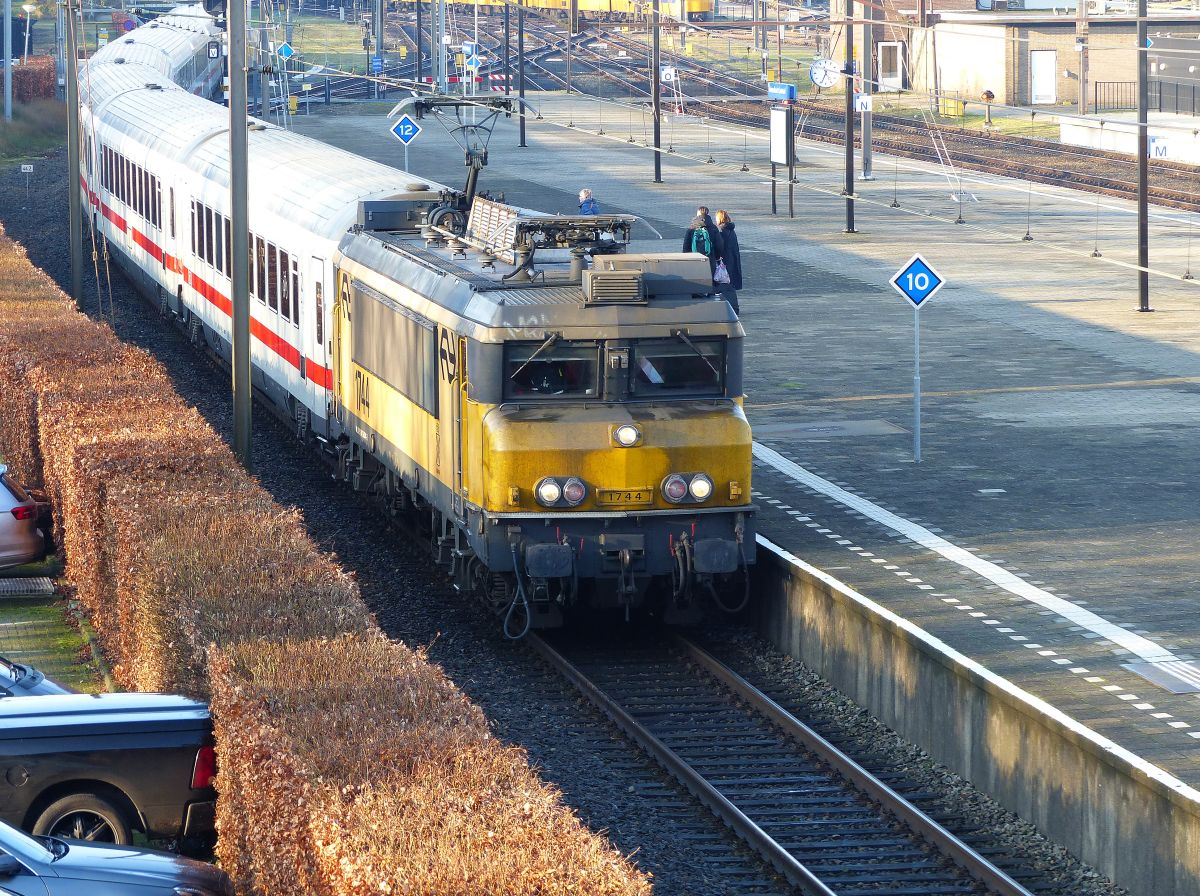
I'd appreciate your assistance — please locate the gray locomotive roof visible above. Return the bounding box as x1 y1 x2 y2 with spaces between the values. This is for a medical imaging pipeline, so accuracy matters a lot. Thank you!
339 228 742 338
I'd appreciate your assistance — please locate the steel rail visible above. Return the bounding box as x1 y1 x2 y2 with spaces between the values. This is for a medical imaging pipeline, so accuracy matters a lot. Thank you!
673 633 1039 896
526 632 841 895
528 628 1039 896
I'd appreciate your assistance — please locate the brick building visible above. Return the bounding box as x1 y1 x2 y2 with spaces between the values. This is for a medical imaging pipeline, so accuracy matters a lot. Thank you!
829 0 1200 108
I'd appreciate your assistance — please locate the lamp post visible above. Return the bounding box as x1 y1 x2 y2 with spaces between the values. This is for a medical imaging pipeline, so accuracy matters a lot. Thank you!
22 4 33 64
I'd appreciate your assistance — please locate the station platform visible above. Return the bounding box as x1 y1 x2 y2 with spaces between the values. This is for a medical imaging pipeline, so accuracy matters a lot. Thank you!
291 91 1200 794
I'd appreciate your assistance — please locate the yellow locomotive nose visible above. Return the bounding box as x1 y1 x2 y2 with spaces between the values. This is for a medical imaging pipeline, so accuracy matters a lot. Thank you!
480 402 752 513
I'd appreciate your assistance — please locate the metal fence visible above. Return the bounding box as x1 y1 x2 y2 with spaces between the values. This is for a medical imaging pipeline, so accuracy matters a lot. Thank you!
1094 80 1200 115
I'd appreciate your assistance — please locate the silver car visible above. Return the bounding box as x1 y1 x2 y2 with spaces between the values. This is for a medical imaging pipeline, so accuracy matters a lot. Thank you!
0 467 44 570
0 819 232 895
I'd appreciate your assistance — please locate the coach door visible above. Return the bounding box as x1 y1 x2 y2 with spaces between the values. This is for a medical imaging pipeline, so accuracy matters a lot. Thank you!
311 257 331 417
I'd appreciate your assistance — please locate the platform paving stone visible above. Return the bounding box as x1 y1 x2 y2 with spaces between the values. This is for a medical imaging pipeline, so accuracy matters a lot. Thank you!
292 95 1200 787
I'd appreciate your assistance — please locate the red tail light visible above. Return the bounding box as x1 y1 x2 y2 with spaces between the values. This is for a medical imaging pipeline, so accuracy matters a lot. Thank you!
191 746 217 789
10 506 35 521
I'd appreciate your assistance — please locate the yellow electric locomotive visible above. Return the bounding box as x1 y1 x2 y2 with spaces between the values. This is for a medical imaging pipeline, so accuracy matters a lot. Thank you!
332 190 753 633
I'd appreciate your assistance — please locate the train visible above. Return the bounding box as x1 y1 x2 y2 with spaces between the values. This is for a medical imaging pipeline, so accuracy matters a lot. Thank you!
78 3 754 634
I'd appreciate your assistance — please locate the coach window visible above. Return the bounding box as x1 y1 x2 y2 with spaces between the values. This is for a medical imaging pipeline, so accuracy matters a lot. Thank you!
205 207 215 267
213 211 224 274
223 218 231 276
255 236 267 301
314 280 324 346
279 249 291 321
504 341 600 399
134 166 142 219
190 202 196 257
267 243 279 312
170 189 176 239
153 181 161 229
290 257 300 327
196 205 205 262
198 206 207 263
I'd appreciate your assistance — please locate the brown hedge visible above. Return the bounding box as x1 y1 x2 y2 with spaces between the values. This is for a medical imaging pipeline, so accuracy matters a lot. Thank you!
0 223 650 895
211 638 651 896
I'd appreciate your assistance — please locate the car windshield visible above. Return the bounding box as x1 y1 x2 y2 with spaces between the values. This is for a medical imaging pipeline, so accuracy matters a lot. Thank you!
630 337 725 396
505 341 599 399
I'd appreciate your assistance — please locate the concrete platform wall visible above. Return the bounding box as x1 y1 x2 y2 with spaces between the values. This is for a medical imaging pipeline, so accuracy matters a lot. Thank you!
752 537 1200 896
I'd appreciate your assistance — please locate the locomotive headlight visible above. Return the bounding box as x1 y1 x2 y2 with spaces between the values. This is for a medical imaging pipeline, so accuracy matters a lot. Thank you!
688 474 714 501
662 474 688 503
613 424 641 448
563 477 587 506
536 478 562 506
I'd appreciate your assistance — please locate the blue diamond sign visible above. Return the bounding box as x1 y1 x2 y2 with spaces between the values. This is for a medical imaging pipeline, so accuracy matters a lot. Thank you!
390 114 422 146
277 41 295 61
890 253 945 309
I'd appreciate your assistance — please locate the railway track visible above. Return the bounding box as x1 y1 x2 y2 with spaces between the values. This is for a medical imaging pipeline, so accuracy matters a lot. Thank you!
578 28 1200 214
530 630 1056 896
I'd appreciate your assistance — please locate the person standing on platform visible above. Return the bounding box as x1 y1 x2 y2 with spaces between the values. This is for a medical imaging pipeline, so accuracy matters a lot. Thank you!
578 188 599 215
714 209 742 314
682 205 723 280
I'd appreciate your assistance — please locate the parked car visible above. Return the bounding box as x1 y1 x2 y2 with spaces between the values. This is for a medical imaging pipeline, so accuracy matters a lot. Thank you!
0 817 232 895
0 694 217 851
0 467 46 570
0 657 72 698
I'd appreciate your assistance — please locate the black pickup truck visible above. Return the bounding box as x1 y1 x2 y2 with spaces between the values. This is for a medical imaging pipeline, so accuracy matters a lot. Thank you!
0 694 217 849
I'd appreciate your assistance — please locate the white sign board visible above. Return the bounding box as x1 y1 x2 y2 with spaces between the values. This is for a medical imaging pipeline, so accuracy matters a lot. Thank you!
770 107 793 166
661 66 676 83
20 164 33 174
853 93 873 112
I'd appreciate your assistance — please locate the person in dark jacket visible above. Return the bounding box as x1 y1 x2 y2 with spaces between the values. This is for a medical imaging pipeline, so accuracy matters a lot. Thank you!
682 205 724 278
714 209 742 314
578 188 599 215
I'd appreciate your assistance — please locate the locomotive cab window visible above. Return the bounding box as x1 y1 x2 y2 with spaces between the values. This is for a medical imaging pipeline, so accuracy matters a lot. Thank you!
630 337 725 397
504 341 599 399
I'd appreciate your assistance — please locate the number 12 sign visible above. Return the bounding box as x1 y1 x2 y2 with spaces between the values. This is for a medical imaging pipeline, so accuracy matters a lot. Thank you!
390 114 422 146
890 254 945 309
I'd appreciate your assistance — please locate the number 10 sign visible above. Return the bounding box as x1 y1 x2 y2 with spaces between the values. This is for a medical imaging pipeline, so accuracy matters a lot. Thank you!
890 254 944 308
889 253 946 464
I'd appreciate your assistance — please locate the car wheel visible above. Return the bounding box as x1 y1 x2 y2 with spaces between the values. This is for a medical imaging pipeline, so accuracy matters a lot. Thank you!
33 793 133 844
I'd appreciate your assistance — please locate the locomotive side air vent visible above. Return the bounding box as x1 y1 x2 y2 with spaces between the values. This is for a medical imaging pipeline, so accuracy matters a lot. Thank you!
582 270 645 305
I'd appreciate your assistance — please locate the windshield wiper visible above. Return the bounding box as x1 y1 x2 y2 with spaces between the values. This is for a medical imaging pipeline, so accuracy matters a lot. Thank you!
508 332 561 382
672 329 720 379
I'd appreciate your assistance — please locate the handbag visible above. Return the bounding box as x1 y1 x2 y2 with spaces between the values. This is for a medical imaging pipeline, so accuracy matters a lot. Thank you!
713 260 731 285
